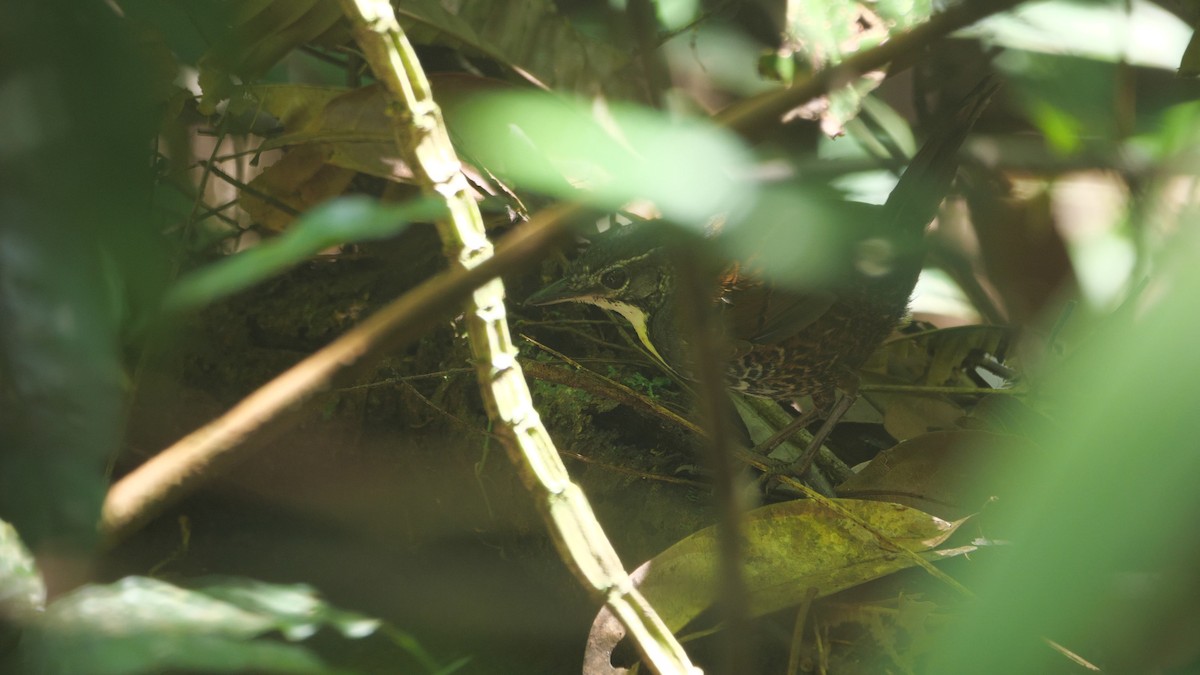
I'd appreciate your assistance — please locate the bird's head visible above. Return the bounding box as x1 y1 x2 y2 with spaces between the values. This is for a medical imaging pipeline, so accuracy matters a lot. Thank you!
526 225 677 365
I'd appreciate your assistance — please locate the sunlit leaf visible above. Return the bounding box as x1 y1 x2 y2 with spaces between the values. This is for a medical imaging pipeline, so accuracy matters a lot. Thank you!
0 520 45 620
456 92 756 227
167 196 446 312
965 0 1190 70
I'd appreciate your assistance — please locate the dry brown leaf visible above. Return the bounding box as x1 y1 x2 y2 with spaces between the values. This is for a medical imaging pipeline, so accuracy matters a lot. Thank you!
881 395 965 442
867 325 1012 388
837 430 1024 521
240 144 355 232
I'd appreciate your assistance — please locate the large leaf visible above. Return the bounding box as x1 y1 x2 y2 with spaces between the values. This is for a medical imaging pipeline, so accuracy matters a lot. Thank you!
929 195 1200 671
0 1 164 552
585 498 971 671
636 499 963 632
968 1 1186 148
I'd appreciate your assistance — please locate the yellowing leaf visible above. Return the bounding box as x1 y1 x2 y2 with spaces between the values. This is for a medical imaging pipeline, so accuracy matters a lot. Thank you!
636 498 966 632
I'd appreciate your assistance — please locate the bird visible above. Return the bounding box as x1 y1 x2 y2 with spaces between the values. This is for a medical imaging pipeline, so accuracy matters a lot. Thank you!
527 81 997 448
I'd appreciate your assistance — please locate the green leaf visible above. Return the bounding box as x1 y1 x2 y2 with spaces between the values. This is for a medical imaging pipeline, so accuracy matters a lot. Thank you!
928 233 1200 670
166 196 446 312
456 92 755 228
994 51 1116 152
15 575 380 674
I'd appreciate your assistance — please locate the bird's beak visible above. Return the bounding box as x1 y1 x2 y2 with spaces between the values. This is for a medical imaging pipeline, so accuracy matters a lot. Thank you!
525 278 585 307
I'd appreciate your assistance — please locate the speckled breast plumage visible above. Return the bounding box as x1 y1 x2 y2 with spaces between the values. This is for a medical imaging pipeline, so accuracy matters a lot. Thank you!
725 280 913 403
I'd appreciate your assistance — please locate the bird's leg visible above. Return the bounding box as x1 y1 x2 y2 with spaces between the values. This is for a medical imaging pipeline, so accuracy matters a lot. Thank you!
769 373 861 480
751 381 845 459
785 391 857 479
750 405 821 457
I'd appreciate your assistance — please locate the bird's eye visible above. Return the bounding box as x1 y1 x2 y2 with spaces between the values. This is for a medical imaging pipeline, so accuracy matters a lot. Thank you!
600 268 628 290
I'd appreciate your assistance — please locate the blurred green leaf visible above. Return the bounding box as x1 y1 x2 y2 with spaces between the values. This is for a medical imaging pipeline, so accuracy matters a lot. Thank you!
166 196 446 312
456 92 755 227
716 184 867 289
14 575 379 674
0 0 165 554
1145 100 1200 158
995 51 1117 151
930 229 1200 670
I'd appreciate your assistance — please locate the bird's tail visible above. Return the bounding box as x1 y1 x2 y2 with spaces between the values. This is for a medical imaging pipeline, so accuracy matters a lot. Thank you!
883 76 1000 239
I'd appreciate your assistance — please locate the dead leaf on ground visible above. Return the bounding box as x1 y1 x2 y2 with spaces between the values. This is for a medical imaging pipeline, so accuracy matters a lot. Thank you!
881 395 966 442
866 324 1013 388
837 430 1024 521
